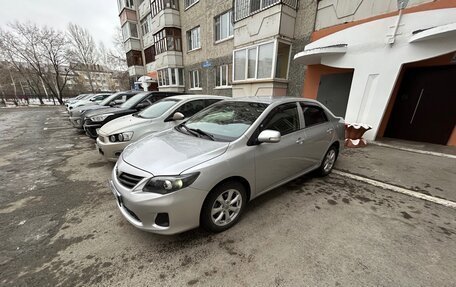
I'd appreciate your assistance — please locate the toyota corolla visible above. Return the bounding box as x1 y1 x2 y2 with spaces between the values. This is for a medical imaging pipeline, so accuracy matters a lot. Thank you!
109 97 344 234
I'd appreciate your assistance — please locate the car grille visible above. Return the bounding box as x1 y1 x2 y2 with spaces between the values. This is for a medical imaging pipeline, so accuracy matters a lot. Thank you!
118 172 143 189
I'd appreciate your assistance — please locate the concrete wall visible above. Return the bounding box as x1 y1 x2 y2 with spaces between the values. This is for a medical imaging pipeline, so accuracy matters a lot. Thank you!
315 0 434 30
287 0 317 97
151 9 181 34
178 0 234 96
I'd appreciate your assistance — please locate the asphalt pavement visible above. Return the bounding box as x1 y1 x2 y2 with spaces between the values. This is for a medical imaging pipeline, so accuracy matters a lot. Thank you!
0 106 455 287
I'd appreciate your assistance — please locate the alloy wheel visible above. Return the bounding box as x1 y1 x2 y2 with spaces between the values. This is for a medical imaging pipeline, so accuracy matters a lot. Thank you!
211 189 242 226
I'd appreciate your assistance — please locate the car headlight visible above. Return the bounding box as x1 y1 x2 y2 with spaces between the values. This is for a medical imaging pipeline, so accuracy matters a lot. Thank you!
90 113 113 122
143 173 200 194
109 131 133 142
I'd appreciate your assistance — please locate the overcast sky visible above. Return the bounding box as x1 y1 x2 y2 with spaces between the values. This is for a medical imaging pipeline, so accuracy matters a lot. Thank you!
0 0 120 48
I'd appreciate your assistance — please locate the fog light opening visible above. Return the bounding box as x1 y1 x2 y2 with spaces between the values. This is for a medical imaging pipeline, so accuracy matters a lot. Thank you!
155 213 169 227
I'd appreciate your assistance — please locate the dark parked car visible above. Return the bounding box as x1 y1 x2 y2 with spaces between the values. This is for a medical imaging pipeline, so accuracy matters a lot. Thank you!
69 91 140 129
82 91 182 138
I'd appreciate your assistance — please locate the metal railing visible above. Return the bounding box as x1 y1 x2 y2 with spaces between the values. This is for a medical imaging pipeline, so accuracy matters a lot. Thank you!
234 0 297 22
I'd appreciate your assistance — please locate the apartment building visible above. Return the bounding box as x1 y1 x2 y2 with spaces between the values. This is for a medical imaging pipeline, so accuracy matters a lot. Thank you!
293 0 456 146
117 0 317 97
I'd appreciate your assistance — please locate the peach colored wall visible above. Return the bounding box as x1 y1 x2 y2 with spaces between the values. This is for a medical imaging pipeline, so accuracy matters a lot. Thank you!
448 127 456 146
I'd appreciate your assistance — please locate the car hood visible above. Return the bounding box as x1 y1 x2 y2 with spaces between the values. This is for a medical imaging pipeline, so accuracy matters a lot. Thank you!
122 129 229 175
84 107 126 117
99 114 151 135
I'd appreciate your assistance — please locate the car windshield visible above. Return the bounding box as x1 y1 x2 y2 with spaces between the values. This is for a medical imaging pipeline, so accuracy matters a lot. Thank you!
99 92 127 106
81 94 94 100
183 101 268 141
138 99 180 119
120 92 149 109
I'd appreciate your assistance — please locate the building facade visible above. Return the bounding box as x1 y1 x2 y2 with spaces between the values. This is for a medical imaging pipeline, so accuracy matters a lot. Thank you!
294 0 456 146
117 0 317 97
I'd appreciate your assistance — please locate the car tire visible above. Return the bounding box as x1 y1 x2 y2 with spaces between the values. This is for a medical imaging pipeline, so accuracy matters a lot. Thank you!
201 181 247 233
316 145 338 177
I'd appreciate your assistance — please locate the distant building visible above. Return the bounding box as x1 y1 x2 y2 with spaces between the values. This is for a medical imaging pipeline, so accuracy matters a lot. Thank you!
66 63 124 92
116 0 317 97
294 0 456 146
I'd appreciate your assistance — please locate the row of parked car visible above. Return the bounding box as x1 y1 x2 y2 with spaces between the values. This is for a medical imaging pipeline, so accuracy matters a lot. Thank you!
65 91 345 235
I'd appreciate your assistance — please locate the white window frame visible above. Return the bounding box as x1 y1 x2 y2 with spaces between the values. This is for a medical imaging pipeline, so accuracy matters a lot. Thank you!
158 67 185 87
187 26 201 52
215 64 232 88
232 39 291 82
122 22 139 41
189 70 201 90
184 0 199 10
214 10 233 43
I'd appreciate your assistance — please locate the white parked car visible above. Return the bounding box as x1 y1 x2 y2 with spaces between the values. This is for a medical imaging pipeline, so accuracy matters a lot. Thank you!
66 93 111 111
96 95 227 161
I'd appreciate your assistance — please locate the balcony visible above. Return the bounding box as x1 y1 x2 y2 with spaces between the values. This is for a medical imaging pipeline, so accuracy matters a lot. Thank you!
119 9 137 26
151 9 181 35
138 0 151 20
124 38 142 52
128 66 146 77
154 51 183 70
234 3 297 47
234 0 297 22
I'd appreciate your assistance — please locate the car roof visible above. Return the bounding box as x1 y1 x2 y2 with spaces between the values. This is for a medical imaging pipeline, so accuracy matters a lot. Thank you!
224 96 320 105
165 94 229 101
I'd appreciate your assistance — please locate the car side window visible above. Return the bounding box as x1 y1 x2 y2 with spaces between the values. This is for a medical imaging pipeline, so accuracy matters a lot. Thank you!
301 104 328 127
176 100 206 117
261 103 300 136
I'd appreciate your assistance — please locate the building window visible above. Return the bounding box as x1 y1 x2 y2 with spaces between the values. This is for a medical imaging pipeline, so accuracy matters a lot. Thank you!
153 28 182 54
187 26 201 51
234 49 246 81
275 41 290 79
233 40 290 81
158 68 184 87
141 14 151 35
122 22 139 40
215 10 233 42
126 50 143 67
257 42 273 78
151 0 179 18
215 64 232 88
144 46 155 64
189 70 201 89
184 0 199 9
118 0 135 10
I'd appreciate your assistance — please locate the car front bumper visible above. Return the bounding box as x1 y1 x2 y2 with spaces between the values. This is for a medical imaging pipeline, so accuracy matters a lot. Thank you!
96 136 129 162
69 116 84 129
109 162 207 235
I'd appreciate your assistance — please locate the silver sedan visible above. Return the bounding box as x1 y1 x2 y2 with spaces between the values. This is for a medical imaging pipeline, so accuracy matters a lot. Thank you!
109 97 345 234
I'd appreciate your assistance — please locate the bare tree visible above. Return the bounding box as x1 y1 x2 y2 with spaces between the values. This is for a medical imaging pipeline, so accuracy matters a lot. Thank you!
0 22 71 105
67 23 99 92
107 27 128 71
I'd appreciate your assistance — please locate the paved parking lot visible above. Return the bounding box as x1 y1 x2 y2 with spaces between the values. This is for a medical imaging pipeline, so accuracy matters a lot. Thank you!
1 107 455 286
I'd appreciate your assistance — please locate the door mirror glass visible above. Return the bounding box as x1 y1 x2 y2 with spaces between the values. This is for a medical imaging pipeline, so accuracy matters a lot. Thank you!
172 112 185 121
258 130 281 143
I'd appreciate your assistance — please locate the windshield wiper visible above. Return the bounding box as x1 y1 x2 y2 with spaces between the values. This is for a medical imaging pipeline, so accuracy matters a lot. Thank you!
178 124 215 141
187 127 215 141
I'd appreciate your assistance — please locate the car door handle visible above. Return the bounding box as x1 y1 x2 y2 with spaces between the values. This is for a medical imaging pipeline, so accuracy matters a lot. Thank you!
296 138 304 144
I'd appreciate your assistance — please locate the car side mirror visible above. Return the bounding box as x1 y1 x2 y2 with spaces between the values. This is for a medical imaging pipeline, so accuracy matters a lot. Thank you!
172 112 185 121
258 130 281 143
